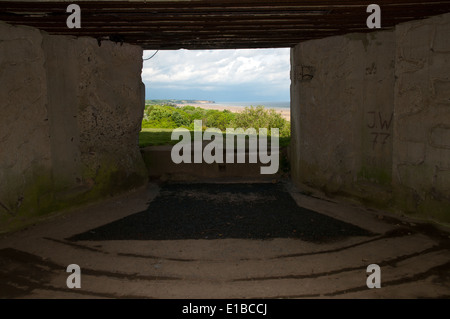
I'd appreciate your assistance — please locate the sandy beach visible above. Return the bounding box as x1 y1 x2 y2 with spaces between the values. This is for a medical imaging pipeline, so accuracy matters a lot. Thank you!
176 103 290 121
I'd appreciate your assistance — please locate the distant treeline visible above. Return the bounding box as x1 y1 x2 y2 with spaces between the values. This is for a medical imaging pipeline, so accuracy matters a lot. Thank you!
145 99 215 106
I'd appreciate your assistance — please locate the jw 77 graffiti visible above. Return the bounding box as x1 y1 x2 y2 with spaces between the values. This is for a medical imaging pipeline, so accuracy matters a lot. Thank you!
367 111 393 150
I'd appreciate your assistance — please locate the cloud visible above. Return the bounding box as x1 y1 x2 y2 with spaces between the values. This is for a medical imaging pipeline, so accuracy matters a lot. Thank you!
142 48 291 101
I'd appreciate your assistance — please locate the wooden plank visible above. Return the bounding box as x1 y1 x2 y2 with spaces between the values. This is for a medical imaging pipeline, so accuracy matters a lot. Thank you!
0 0 448 49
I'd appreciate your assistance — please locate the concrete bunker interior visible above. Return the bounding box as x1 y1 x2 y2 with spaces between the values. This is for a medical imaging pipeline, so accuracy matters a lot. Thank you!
0 0 450 299
1 1 449 232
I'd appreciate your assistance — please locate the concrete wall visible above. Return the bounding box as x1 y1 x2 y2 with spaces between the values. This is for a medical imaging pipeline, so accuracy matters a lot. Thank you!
0 22 147 232
290 13 450 224
393 14 450 222
290 30 396 197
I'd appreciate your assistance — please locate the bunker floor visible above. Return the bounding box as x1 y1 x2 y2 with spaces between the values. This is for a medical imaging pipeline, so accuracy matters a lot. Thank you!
1 180 449 298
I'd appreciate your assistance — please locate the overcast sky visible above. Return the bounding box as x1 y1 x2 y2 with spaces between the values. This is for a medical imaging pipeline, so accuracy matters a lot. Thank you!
141 48 291 102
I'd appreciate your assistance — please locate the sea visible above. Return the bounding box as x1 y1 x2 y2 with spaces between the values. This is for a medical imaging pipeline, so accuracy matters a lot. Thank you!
214 101 290 110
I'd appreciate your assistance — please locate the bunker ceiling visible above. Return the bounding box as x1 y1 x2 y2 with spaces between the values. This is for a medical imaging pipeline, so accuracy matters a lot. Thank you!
1 0 450 49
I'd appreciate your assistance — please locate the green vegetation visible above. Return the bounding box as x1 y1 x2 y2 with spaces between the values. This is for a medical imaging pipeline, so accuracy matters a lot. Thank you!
140 104 291 147
139 128 179 147
231 105 290 137
142 104 235 131
357 166 392 186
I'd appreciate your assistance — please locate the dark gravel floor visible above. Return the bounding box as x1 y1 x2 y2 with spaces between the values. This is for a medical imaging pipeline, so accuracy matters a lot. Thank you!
68 183 374 242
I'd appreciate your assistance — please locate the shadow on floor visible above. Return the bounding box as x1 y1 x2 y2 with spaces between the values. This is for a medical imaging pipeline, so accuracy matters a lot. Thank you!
68 183 375 242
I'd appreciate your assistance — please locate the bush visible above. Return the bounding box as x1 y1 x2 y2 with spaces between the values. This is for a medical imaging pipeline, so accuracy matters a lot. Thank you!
202 109 235 130
146 105 174 121
171 111 190 127
183 106 207 121
231 106 290 137
180 105 196 112
143 105 188 129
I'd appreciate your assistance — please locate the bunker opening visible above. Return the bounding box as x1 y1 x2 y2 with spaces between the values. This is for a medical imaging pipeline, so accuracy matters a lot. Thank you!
138 48 292 180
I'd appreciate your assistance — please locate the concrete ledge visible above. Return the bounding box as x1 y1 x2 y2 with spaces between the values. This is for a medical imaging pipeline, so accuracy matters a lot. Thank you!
140 145 286 182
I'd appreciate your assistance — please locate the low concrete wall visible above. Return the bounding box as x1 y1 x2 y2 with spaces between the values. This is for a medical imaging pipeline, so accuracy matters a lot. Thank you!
290 13 450 224
0 22 147 232
141 145 287 182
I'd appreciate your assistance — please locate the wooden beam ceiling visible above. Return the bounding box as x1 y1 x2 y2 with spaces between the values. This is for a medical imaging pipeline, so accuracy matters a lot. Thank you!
1 0 449 49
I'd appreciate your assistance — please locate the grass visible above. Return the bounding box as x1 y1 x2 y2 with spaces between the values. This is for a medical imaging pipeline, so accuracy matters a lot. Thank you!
139 128 178 147
139 128 291 148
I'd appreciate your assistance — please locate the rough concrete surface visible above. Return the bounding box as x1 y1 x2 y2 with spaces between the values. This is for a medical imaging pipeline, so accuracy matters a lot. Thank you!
290 30 395 192
0 22 148 232
290 13 450 223
0 22 52 222
0 181 449 299
393 13 450 222
141 144 287 182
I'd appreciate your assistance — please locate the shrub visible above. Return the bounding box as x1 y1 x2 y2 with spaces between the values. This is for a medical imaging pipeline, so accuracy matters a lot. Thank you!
146 105 174 121
231 106 290 137
180 105 196 112
171 111 190 127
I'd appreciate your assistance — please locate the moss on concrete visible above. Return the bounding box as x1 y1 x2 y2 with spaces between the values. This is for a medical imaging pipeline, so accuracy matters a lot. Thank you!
293 162 450 225
0 158 148 234
357 166 391 186
85 159 147 198
392 186 450 224
418 197 450 224
0 167 54 233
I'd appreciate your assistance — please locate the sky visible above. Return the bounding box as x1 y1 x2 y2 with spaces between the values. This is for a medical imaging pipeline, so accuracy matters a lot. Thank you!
141 48 291 102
